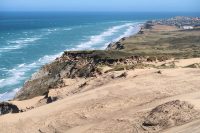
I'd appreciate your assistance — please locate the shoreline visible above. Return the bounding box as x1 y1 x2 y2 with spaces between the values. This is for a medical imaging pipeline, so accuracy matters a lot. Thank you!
1 16 200 133
0 22 144 102
9 17 198 99
4 16 200 101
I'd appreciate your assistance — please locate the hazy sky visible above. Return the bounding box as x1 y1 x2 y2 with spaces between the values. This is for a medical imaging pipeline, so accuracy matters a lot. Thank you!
0 0 199 12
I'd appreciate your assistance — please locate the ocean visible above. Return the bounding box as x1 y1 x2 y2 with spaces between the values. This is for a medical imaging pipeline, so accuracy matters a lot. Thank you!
0 12 199 101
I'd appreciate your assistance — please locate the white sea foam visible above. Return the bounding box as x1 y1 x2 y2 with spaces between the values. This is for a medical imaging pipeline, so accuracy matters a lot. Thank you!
63 28 72 31
0 68 7 71
0 37 41 53
0 27 63 53
0 88 20 101
73 23 142 50
117 24 141 40
46 27 72 32
74 23 133 50
102 23 142 49
8 37 41 45
0 52 62 101
0 52 62 89
47 29 58 32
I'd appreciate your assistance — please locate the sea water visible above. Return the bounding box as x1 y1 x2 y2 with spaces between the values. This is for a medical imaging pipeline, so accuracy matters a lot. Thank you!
0 12 199 101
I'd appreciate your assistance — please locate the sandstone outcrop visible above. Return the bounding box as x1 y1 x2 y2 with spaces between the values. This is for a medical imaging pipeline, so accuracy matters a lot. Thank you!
143 100 199 131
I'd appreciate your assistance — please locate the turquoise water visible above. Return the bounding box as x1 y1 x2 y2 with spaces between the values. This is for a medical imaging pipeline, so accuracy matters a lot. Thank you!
0 12 199 101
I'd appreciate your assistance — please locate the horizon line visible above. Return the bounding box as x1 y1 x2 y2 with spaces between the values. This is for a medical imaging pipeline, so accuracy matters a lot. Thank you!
0 11 200 13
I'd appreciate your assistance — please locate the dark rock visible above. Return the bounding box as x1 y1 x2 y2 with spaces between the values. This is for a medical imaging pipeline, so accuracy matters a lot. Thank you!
107 41 125 50
120 37 127 41
157 56 170 62
42 90 57 104
46 97 57 104
0 102 19 115
75 64 96 78
117 72 128 78
37 96 58 106
147 56 157 62
144 23 153 29
138 30 144 34
43 91 50 99
156 70 162 74
79 82 88 88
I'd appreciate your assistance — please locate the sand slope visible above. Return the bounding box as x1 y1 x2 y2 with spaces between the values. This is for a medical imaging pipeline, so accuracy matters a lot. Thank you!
1 67 200 133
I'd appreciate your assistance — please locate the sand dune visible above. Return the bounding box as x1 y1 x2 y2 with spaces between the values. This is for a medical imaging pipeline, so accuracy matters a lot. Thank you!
1 64 200 132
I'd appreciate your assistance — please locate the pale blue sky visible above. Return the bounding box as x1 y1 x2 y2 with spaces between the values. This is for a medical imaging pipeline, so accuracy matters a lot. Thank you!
0 0 199 12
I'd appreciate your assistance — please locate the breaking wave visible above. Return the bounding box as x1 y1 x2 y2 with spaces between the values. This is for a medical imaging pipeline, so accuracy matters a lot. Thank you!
0 52 63 101
74 23 133 50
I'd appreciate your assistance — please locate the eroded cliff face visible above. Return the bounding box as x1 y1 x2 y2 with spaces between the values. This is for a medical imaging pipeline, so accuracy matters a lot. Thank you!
14 50 146 100
14 49 171 100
